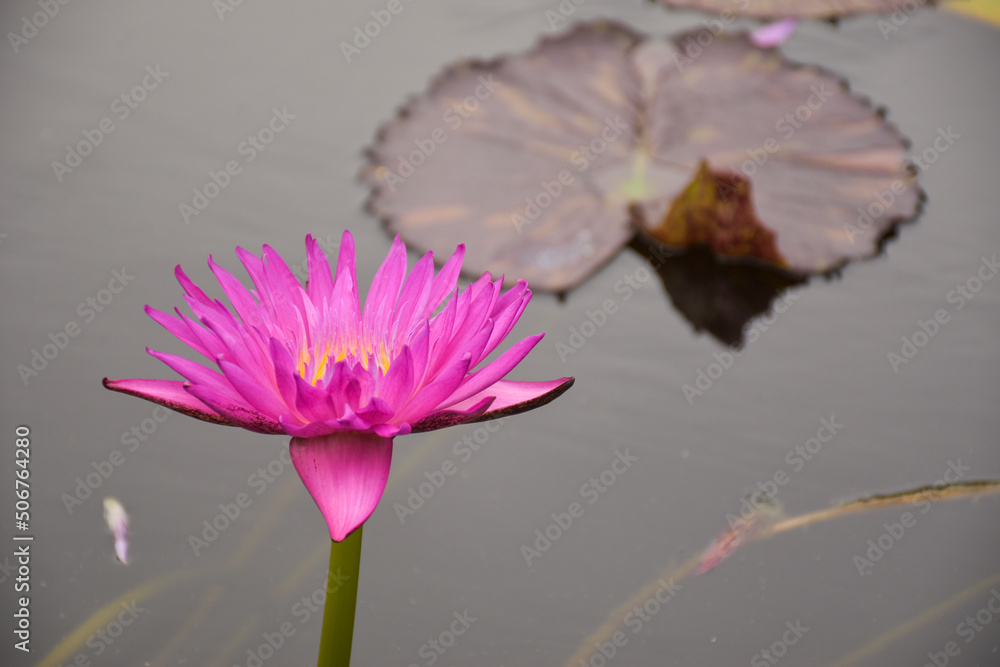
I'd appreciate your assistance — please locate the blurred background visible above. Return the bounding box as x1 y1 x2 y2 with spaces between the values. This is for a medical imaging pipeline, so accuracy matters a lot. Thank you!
1 1 998 665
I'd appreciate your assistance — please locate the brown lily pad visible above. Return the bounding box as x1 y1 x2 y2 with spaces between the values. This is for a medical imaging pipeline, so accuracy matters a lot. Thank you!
363 21 920 292
655 0 937 20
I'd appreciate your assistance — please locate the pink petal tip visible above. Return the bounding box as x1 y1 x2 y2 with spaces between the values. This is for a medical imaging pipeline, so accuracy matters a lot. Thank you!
750 18 799 48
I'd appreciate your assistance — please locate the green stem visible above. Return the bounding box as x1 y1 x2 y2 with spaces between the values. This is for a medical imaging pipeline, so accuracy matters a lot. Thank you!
317 525 363 667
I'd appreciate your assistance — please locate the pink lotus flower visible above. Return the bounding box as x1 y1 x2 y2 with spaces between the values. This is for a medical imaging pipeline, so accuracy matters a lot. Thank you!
105 232 573 541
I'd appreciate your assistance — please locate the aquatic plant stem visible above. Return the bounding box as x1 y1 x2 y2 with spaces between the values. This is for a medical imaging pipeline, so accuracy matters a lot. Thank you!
318 525 363 667
563 479 1000 667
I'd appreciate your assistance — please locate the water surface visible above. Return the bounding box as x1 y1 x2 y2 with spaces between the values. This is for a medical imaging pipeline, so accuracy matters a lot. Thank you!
2 1 999 665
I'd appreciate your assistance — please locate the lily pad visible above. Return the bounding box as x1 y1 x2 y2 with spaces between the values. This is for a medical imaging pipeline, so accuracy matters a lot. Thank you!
655 0 936 20
364 21 919 292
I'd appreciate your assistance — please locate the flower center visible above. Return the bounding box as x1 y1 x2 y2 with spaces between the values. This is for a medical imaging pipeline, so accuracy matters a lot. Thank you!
296 336 391 385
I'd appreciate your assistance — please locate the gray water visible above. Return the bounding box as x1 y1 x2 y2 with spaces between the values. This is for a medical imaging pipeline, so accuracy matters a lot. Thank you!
2 1 999 666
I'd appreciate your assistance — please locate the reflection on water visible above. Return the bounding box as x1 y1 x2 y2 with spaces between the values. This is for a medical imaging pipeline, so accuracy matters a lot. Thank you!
629 235 806 347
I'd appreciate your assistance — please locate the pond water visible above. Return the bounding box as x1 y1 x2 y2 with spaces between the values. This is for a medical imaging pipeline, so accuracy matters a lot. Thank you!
2 1 999 666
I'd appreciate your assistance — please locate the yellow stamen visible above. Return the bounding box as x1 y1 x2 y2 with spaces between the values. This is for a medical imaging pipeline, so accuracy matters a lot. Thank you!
296 336 392 385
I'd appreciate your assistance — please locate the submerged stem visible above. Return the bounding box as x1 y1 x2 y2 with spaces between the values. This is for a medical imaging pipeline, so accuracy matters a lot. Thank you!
563 479 1000 667
317 525 363 667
